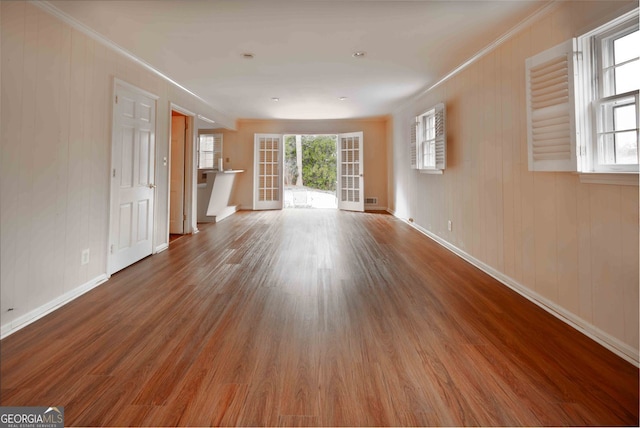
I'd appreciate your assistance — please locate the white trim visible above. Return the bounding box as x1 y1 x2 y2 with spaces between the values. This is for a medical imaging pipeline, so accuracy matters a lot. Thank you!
1 274 109 339
579 6 640 39
397 215 640 367
579 172 639 186
411 1 561 99
115 78 159 101
155 243 169 253
197 114 215 124
32 0 195 100
29 0 235 129
169 103 197 238
171 103 196 117
213 206 240 222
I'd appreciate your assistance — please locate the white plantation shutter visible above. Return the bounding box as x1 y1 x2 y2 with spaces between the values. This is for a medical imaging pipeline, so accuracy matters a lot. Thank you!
410 118 418 169
525 39 579 171
434 103 446 170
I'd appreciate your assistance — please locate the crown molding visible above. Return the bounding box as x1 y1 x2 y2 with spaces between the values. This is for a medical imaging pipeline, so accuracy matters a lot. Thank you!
407 0 561 104
29 0 235 128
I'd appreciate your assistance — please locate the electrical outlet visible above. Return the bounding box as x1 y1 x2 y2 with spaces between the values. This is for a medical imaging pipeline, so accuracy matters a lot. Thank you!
81 249 90 265
447 220 452 231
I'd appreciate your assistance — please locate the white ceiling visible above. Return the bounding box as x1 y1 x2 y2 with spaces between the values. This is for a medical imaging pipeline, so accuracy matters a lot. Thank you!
47 0 547 121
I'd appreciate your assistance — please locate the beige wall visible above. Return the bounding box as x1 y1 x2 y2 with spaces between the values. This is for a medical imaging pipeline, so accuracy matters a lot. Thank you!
390 0 639 361
0 1 232 334
223 118 389 210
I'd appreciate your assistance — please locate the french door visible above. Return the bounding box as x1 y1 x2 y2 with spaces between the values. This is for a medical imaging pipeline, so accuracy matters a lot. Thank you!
253 132 364 212
253 134 283 210
337 132 364 212
108 81 158 275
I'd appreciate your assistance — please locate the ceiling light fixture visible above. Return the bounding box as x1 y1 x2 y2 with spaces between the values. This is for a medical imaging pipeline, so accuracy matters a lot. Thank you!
242 53 254 59
339 97 348 101
352 51 366 58
271 97 279 102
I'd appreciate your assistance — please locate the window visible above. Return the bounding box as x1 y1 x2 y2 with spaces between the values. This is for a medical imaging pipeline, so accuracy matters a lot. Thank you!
525 8 639 174
198 133 222 170
420 110 437 168
410 103 446 172
592 19 639 170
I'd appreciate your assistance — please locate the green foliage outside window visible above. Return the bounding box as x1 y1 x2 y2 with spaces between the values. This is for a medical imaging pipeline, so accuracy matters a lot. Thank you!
284 136 299 186
285 135 337 192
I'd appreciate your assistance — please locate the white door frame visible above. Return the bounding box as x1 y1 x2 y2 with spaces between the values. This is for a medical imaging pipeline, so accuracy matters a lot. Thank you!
253 134 284 210
107 78 159 276
337 131 365 212
168 103 197 239
169 114 187 235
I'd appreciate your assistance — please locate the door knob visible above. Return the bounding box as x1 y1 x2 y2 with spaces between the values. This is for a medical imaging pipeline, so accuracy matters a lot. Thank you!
148 183 156 189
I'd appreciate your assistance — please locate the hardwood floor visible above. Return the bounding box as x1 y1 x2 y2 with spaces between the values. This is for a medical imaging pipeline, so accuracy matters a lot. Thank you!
169 233 184 243
1 209 638 426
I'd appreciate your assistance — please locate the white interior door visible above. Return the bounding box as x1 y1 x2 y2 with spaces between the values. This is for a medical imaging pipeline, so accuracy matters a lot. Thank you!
254 134 283 210
170 115 185 234
337 132 364 212
109 82 157 275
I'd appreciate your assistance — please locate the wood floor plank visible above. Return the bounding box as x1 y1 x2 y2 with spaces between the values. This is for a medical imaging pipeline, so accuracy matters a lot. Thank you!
105 404 156 427
1 209 637 426
277 415 319 427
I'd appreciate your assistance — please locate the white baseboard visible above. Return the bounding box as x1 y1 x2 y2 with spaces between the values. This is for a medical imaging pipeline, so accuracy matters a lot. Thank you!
214 206 239 222
397 216 640 367
1 274 109 339
155 243 169 253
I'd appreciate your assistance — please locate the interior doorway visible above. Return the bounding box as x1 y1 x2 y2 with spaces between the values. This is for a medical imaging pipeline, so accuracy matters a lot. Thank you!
168 106 196 243
283 134 338 209
170 111 187 237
